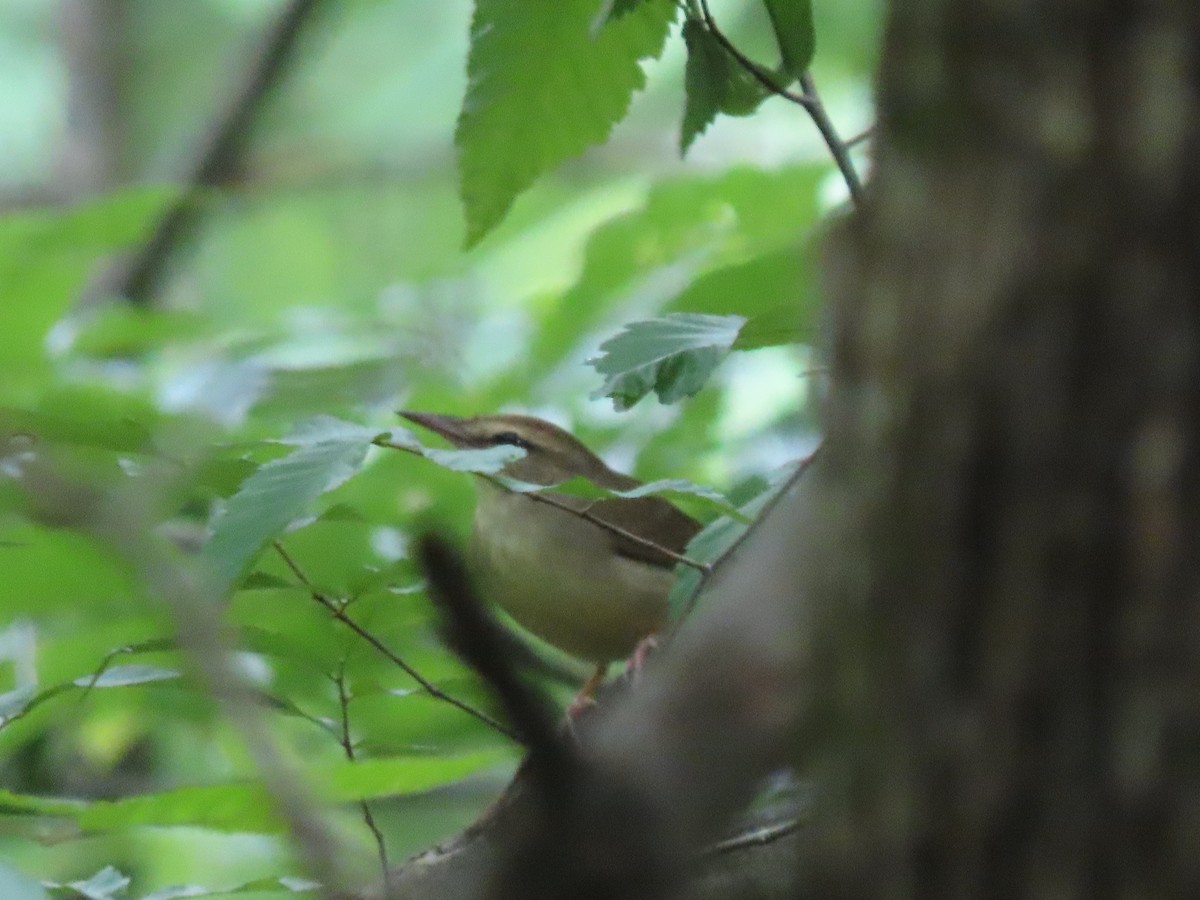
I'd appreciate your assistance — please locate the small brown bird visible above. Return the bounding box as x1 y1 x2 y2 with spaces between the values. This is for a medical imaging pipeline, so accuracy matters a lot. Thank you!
400 411 702 705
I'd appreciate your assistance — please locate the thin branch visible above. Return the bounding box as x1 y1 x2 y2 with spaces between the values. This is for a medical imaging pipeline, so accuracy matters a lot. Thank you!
372 438 713 575
485 474 713 575
332 662 390 890
695 1 864 206
272 541 516 741
707 817 801 855
88 0 327 306
695 0 814 110
798 73 864 204
846 124 876 148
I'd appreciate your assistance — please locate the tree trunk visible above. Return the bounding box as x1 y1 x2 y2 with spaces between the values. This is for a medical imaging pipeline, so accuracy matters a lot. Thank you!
817 0 1200 895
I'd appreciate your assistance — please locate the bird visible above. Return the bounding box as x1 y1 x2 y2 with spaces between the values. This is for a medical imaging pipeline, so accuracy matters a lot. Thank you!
399 411 702 707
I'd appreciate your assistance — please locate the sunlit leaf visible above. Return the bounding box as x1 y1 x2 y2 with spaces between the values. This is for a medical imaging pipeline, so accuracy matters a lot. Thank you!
201 419 379 592
66 865 130 900
457 0 676 245
519 167 823 387
589 313 745 409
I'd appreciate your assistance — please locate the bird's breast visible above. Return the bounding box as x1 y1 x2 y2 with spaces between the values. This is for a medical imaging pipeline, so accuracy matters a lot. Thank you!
469 485 673 663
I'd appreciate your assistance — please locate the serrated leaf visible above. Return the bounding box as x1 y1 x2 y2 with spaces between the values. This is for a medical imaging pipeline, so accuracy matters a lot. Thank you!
589 0 650 35
457 0 676 245
681 19 770 153
589 313 745 410
202 422 376 592
764 0 815 79
73 665 180 688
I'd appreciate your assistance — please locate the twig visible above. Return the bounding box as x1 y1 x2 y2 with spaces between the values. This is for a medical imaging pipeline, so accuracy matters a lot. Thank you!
694 1 864 206
89 0 327 306
695 0 813 110
846 124 876 148
799 73 864 204
272 541 516 741
332 662 390 890
707 817 801 855
485 474 713 574
372 438 712 575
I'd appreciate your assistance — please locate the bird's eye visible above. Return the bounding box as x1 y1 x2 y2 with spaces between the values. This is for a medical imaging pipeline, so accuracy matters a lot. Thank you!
490 431 530 450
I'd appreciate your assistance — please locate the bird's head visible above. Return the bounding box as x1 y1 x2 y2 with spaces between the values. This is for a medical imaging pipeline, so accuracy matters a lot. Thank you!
399 411 625 488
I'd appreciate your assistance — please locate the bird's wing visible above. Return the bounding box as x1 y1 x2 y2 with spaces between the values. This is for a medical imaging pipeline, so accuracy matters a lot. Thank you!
545 491 702 569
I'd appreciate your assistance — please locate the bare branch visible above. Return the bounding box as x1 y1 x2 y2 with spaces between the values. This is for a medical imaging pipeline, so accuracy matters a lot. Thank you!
272 541 516 741
333 662 390 890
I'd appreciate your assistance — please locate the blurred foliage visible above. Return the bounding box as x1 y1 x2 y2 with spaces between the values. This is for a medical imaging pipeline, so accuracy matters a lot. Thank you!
0 0 878 895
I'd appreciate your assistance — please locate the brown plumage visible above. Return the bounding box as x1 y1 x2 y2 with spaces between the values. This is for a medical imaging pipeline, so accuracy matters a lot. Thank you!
400 411 702 667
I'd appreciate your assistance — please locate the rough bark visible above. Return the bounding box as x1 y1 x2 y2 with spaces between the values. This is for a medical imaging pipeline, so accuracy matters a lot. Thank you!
815 0 1200 895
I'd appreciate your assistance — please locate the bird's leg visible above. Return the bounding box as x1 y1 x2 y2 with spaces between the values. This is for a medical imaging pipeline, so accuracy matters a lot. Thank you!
566 662 608 718
623 634 659 685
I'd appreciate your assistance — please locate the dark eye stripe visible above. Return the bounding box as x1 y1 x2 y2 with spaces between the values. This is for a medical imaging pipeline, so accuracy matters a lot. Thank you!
491 431 531 450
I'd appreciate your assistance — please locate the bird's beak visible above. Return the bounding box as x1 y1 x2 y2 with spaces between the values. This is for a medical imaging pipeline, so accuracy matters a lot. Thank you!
398 410 474 448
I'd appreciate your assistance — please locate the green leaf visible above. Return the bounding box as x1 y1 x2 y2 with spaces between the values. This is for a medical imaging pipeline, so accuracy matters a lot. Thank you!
589 0 650 34
667 246 815 337
763 0 816 79
201 419 378 592
733 306 807 349
0 753 505 833
513 166 823 387
0 861 49 900
681 19 770 153
73 664 180 688
66 305 212 358
457 0 676 245
65 865 130 900
0 187 178 395
589 313 745 410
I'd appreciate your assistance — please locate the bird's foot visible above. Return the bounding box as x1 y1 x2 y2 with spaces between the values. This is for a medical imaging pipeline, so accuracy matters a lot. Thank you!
623 634 659 686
